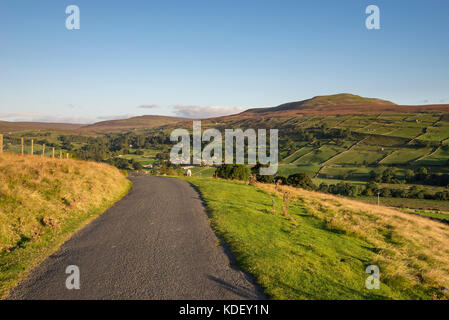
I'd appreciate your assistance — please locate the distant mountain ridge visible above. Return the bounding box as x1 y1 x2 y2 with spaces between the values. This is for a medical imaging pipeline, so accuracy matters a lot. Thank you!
0 121 83 133
2 94 449 133
78 115 189 133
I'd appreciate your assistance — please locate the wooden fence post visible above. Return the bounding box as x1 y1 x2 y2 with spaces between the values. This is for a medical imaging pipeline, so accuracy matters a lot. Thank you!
21 137 24 155
0 134 3 154
31 139 34 155
52 148 55 158
66 153 69 159
59 150 62 159
42 144 45 157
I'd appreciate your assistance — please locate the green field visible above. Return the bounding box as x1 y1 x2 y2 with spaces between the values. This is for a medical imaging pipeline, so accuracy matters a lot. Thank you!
385 127 423 139
283 146 314 164
277 164 322 177
328 145 390 165
354 196 449 214
116 148 161 165
419 128 449 141
190 166 216 177
295 145 345 165
416 146 449 166
380 147 433 165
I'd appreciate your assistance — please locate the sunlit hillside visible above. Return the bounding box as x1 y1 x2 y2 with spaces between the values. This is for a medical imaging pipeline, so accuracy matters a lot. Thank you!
0 153 131 297
185 177 449 299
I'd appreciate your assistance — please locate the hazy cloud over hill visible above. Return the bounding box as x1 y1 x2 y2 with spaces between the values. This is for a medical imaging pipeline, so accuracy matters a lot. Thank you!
173 105 246 118
0 112 91 123
0 112 43 119
138 104 159 109
96 114 136 121
0 112 138 124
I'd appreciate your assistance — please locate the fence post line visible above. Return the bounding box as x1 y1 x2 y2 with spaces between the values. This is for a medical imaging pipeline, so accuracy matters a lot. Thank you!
31 139 34 155
21 137 24 155
52 148 55 158
0 134 3 154
42 144 45 157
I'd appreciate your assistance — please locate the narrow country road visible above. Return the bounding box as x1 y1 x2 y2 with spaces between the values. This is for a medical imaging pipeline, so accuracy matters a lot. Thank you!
8 176 265 300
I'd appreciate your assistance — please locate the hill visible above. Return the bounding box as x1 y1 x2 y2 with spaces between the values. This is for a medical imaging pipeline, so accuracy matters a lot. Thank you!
78 115 189 133
3 94 449 134
0 116 188 135
223 94 449 118
245 93 395 114
0 121 83 134
0 153 131 298
185 177 449 299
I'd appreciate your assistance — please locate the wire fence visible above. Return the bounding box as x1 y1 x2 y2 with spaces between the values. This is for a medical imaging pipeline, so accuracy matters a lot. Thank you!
0 134 70 159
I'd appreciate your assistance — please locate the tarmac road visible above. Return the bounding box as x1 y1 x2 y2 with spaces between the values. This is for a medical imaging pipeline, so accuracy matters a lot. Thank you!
8 176 265 300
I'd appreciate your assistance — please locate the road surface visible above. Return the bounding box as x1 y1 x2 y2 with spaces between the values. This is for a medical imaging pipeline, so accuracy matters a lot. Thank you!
8 176 265 300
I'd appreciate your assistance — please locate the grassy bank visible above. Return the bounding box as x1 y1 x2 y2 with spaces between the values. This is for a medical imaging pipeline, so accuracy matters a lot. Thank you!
0 153 131 298
182 177 449 299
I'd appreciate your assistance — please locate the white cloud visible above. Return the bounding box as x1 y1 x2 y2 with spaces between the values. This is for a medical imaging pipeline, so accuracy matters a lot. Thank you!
0 112 43 119
29 115 94 124
173 105 245 118
138 104 159 109
67 104 79 109
0 112 94 124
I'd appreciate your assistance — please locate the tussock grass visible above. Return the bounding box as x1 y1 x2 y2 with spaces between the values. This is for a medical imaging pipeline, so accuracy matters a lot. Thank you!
0 153 131 298
185 177 449 299
257 183 449 299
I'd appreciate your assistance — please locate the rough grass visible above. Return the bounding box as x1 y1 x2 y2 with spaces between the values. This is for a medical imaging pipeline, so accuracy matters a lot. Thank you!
0 153 131 298
184 177 449 300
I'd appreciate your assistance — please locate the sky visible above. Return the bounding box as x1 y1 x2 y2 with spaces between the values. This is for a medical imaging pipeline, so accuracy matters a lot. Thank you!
0 0 448 123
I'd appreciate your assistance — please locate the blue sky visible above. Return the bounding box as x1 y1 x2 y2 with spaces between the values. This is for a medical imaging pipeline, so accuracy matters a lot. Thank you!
1 0 448 123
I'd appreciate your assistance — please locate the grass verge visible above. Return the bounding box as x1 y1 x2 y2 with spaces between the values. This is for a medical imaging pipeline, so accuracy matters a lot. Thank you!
181 177 449 300
0 153 131 298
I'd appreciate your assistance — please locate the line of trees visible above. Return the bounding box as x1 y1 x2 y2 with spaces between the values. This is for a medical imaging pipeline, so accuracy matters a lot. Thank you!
369 167 449 187
318 181 449 201
215 164 317 190
215 164 448 201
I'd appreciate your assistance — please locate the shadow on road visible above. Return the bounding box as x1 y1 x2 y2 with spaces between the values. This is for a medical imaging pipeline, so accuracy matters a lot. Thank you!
207 275 266 300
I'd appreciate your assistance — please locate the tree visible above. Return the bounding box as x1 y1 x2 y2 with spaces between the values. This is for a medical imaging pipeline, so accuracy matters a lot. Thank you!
131 160 143 171
405 169 415 182
414 167 428 181
369 170 381 183
286 173 316 190
215 164 250 181
251 162 274 183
